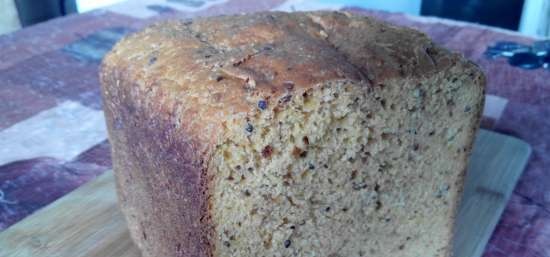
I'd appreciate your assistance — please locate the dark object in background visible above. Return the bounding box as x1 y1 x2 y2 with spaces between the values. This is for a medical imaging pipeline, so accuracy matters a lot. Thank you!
485 40 550 70
146 4 177 14
421 0 525 30
509 52 542 70
533 41 550 56
15 0 77 27
544 55 550 69
166 0 205 8
484 41 531 58
62 27 133 63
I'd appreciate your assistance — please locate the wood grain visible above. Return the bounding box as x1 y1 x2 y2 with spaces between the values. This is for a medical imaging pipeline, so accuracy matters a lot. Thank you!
0 171 141 257
0 129 531 257
454 129 531 257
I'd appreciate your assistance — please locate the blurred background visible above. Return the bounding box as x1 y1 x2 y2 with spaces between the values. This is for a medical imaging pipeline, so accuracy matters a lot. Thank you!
0 1 548 256
1 0 549 37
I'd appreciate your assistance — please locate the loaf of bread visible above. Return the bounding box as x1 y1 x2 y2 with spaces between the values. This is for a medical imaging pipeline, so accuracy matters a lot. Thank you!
100 11 484 257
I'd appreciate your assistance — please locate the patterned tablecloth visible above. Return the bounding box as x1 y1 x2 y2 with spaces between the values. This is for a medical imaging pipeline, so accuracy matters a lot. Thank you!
0 1 548 256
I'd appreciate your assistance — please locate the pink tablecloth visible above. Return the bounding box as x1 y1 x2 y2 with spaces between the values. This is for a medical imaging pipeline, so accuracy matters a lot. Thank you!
0 1 548 256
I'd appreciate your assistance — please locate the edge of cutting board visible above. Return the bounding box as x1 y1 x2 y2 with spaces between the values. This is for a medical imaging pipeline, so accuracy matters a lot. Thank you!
0 171 140 257
453 129 531 257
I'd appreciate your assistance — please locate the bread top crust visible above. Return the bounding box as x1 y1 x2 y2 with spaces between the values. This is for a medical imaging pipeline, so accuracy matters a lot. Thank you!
101 11 481 155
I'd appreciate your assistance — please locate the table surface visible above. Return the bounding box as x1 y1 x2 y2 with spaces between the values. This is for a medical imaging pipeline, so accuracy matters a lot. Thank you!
0 1 548 257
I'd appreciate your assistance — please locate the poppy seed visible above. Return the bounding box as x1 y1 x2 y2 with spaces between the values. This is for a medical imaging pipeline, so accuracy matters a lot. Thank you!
258 100 267 110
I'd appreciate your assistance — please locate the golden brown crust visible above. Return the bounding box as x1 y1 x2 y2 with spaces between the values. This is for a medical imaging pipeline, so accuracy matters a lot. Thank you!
100 11 485 257
101 11 475 153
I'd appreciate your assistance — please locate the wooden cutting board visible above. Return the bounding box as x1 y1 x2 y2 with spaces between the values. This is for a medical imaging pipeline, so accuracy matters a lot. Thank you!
0 129 531 257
